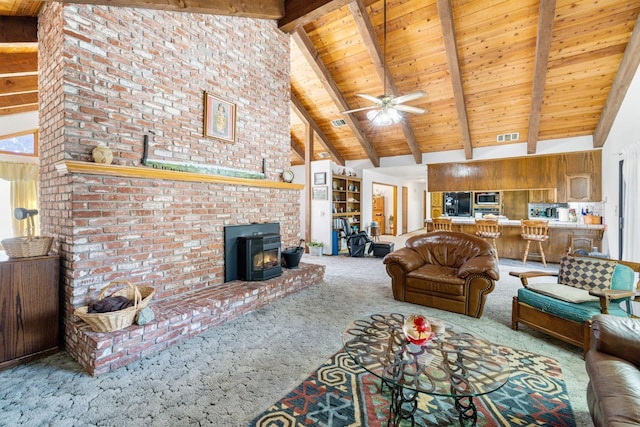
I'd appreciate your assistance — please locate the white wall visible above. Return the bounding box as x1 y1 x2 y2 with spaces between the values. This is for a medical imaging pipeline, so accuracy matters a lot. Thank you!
601 65 640 260
363 168 426 235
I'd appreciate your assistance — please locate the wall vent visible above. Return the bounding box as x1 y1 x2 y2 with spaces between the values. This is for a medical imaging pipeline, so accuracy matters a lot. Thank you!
497 132 519 142
317 152 331 158
331 118 347 127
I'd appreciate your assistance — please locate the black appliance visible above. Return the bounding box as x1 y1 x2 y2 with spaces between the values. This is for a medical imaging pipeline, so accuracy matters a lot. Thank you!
475 192 500 205
238 233 282 281
444 192 472 217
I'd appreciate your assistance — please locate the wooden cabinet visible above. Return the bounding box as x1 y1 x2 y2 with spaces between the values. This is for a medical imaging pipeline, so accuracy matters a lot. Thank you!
332 175 361 233
430 192 443 218
528 188 557 203
0 255 60 370
372 195 385 234
565 173 592 202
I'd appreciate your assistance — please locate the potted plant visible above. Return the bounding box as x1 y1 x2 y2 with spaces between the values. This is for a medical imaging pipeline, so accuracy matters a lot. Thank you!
307 241 324 256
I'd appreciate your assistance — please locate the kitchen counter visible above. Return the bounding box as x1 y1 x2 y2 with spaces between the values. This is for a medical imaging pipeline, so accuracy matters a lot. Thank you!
425 217 605 230
424 218 605 263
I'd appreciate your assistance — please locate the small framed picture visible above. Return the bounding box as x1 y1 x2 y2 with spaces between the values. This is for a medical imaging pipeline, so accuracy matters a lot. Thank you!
204 92 236 143
313 186 328 200
314 172 326 185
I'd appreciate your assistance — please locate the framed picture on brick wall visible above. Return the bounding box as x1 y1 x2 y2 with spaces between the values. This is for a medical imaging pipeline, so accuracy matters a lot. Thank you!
204 92 236 143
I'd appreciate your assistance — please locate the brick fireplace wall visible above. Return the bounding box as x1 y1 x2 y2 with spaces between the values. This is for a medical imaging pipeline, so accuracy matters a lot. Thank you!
38 3 311 373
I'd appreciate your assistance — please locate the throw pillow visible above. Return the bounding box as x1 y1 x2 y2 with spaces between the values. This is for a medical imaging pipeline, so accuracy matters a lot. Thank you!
558 255 615 292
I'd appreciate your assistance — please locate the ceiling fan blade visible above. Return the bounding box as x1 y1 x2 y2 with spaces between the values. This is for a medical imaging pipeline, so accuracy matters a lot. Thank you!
391 90 427 105
356 93 384 104
341 105 378 114
393 105 426 114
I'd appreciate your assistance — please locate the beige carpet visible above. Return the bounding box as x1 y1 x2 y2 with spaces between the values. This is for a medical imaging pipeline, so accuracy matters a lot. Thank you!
0 231 592 426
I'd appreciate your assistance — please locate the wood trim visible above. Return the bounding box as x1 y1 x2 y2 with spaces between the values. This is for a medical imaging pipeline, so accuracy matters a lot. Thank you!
278 0 351 33
527 0 557 155
291 26 380 167
41 0 284 19
436 0 472 160
0 17 38 43
55 160 305 190
593 13 640 148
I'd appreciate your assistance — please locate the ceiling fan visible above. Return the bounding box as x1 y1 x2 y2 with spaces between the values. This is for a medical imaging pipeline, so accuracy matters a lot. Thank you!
342 0 427 126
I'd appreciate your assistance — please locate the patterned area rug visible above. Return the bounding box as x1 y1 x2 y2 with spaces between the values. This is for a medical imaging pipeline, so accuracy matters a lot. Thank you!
248 346 575 427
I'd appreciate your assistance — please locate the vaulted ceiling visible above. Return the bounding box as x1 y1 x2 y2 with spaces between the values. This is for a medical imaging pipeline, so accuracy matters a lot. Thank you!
2 0 640 169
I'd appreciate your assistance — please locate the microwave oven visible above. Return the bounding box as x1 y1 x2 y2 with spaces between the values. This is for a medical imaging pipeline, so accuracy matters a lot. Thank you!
475 192 500 205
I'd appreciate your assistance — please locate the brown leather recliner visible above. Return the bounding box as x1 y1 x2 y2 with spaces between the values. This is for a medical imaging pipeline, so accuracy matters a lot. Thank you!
383 231 500 318
586 314 640 427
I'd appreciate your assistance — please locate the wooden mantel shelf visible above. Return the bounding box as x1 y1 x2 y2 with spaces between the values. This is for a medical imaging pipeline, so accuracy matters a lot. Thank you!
55 160 304 190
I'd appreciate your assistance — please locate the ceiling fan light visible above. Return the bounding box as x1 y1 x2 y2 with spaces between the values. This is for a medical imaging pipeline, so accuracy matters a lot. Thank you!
367 108 402 126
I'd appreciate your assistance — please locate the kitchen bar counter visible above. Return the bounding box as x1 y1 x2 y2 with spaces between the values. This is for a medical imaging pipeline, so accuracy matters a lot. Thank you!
425 218 605 263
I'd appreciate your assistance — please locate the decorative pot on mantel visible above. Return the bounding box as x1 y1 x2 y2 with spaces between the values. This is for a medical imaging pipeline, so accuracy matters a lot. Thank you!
92 142 113 165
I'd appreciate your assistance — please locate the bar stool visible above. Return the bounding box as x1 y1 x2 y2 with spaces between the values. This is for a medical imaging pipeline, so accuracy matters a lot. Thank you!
521 219 550 267
475 218 501 260
370 221 381 242
432 217 453 231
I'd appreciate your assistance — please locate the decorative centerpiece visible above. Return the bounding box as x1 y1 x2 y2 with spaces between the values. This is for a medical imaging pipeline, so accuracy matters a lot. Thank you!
403 314 434 346
92 142 113 164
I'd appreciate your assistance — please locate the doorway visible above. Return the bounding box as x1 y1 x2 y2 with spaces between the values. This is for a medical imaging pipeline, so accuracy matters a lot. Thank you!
372 182 397 236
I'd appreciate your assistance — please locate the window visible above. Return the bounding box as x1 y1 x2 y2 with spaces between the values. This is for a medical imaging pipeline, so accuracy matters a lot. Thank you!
0 130 38 157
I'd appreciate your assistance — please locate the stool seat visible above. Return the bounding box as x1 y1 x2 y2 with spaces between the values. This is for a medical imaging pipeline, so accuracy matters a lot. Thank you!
370 225 380 242
475 218 501 260
521 219 549 267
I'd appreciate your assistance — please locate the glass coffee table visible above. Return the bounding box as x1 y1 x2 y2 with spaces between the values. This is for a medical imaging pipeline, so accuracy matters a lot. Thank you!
342 313 510 426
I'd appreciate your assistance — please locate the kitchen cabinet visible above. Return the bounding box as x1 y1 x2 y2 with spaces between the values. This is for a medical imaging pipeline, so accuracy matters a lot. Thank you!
372 195 385 234
0 255 60 370
528 188 557 203
565 173 592 202
430 192 443 218
332 174 361 234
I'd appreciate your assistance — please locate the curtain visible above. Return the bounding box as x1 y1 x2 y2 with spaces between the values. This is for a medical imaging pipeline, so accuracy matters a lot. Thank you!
0 162 39 238
622 142 640 262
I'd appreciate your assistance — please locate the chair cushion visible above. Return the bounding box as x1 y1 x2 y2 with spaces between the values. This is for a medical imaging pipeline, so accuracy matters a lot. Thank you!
612 263 636 291
518 288 630 324
558 255 616 291
526 282 600 303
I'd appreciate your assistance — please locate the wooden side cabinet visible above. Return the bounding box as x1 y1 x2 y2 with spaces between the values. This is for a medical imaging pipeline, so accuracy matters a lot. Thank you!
0 255 60 370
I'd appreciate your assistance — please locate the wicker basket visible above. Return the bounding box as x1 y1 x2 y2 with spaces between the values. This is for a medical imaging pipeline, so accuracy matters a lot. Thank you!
1 236 54 258
112 282 156 311
74 281 142 333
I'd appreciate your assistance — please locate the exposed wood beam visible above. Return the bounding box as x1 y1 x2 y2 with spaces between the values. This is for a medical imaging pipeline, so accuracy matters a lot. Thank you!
40 0 284 19
0 17 38 43
290 137 305 160
349 0 422 164
291 27 380 167
291 94 345 166
304 120 313 249
0 75 38 96
0 92 38 109
527 0 557 155
0 103 38 117
593 13 640 148
0 52 38 75
436 0 472 160
279 0 351 33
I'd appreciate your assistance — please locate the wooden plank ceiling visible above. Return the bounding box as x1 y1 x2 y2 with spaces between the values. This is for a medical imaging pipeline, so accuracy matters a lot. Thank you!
1 0 639 167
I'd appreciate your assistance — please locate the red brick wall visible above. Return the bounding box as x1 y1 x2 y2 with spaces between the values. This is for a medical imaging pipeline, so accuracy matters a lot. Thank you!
38 4 297 354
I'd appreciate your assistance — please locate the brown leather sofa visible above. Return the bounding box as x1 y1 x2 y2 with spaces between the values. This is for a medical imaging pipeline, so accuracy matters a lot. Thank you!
586 314 640 427
383 231 500 318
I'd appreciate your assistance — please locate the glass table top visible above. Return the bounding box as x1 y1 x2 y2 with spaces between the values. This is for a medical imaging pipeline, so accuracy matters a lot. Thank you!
342 313 510 398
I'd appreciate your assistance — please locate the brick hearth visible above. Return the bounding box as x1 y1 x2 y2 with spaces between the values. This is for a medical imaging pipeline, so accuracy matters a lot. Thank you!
68 263 325 376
